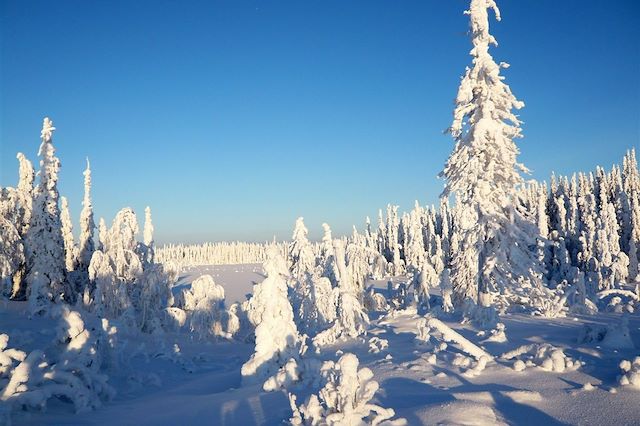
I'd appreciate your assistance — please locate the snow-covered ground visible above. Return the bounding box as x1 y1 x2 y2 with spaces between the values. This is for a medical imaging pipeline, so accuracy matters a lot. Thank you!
4 265 639 426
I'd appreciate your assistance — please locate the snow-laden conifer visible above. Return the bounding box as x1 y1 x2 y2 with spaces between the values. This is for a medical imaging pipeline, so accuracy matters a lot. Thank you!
440 0 545 312
77 159 95 273
288 217 316 282
313 241 369 348
60 196 76 272
289 353 404 425
241 247 301 385
25 118 71 314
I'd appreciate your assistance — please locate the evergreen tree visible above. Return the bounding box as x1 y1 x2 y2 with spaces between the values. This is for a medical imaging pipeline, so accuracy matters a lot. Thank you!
77 159 95 272
241 247 301 385
11 153 35 298
288 217 315 281
0 189 24 295
25 118 71 314
60 196 76 272
440 0 544 311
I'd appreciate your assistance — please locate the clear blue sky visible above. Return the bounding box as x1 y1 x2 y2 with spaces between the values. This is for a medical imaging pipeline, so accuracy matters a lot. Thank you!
1 0 639 244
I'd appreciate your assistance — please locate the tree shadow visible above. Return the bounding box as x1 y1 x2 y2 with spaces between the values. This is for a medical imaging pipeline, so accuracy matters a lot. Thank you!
380 368 570 426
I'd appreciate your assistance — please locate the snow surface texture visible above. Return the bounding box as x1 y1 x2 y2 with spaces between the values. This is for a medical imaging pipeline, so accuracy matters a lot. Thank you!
3 272 640 425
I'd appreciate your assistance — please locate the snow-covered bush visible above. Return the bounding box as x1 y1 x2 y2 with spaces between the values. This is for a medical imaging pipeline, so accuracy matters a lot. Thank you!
289 353 405 426
501 343 583 373
0 308 114 421
618 357 640 388
179 274 226 339
50 307 115 410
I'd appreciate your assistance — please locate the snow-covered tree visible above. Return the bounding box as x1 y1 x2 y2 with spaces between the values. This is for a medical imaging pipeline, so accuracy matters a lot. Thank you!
179 274 226 338
287 218 335 336
448 206 480 307
8 153 35 298
241 247 302 385
141 206 155 264
0 192 24 297
88 208 143 326
60 196 76 272
318 223 339 286
77 159 95 273
405 201 426 271
313 241 369 348
25 118 71 314
440 0 545 312
288 217 316 282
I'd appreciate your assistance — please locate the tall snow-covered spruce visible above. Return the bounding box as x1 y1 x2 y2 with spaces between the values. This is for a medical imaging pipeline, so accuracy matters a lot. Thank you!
77 159 95 273
60 196 76 272
25 118 71 314
441 0 545 313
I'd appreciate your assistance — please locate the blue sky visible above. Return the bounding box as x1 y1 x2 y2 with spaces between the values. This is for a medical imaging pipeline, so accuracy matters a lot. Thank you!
1 0 638 243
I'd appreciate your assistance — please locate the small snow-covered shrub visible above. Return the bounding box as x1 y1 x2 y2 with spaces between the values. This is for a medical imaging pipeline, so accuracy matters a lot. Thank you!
368 337 389 354
480 322 507 343
263 356 323 393
289 353 405 426
618 357 640 388
0 334 26 377
501 343 583 373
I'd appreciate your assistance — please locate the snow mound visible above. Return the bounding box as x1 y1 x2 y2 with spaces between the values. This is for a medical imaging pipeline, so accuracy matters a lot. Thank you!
501 343 583 372
618 357 640 388
368 337 389 354
577 317 634 349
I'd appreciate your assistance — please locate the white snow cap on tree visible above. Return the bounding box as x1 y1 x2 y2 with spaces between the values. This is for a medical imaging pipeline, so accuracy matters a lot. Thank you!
241 246 301 385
